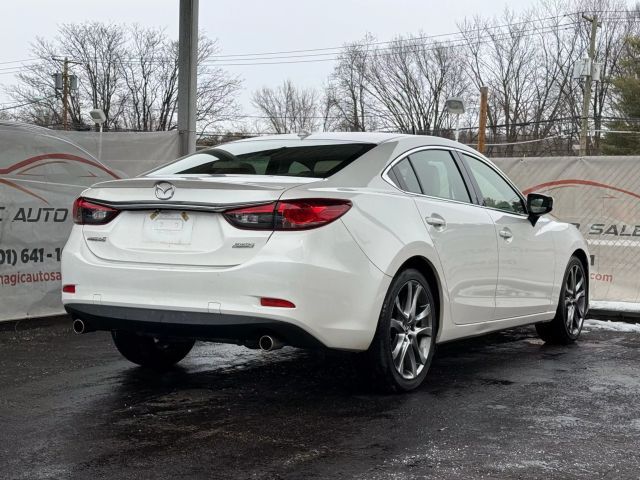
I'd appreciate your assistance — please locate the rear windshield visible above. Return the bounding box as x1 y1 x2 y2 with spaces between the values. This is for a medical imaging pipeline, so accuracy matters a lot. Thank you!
148 140 376 178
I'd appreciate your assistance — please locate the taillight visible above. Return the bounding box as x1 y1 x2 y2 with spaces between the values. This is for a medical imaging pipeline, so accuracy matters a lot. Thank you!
222 203 277 230
276 199 352 230
223 199 351 231
73 198 120 225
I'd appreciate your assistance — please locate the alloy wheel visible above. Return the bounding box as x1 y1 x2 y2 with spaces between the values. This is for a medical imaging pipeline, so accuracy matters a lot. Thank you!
389 280 433 380
564 264 586 336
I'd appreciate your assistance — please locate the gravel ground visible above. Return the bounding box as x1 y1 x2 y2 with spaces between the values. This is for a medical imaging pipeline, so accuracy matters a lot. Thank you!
1 317 639 479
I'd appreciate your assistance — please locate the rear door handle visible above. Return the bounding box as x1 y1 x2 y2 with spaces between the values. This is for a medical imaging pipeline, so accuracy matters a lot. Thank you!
425 215 446 229
499 228 513 239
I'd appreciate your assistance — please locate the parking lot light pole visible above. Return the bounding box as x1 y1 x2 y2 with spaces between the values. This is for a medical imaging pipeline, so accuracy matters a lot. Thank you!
89 108 106 161
445 97 465 142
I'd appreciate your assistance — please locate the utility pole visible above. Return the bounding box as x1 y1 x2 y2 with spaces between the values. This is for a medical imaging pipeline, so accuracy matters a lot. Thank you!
478 86 489 154
52 57 81 130
62 57 69 131
580 14 599 156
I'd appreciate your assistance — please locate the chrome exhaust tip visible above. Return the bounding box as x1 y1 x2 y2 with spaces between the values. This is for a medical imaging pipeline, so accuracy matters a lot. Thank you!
258 335 284 351
72 319 86 334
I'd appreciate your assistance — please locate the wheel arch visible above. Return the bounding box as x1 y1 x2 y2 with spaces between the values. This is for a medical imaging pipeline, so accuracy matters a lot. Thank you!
394 255 442 340
571 248 589 276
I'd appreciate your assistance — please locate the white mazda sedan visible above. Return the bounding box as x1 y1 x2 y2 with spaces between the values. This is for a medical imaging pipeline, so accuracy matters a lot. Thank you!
62 133 589 391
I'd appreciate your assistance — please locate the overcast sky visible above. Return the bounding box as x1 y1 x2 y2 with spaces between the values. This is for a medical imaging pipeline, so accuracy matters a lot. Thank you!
1 0 538 114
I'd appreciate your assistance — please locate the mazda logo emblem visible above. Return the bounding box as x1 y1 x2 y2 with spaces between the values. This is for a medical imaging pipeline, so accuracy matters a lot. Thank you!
154 181 175 200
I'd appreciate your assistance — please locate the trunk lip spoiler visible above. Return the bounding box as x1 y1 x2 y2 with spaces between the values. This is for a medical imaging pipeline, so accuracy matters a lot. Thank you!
80 197 275 213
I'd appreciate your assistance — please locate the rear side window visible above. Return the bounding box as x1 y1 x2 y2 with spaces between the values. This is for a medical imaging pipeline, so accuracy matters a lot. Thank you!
149 141 376 178
390 159 421 194
409 150 471 203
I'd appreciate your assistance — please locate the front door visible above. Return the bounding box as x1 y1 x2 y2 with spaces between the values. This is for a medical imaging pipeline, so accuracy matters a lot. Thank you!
460 153 556 319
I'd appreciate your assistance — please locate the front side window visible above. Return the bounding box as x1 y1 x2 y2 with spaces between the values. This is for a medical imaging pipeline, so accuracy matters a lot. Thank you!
409 150 471 203
462 154 526 214
149 140 376 178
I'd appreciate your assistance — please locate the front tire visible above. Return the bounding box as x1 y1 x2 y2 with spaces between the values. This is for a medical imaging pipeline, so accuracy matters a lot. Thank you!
112 331 195 370
366 268 436 392
536 256 587 344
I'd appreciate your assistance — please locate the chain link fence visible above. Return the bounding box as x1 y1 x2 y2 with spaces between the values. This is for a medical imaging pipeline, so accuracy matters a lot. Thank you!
494 155 640 314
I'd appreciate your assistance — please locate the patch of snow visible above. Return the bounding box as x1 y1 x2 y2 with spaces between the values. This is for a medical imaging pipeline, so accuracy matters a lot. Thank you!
583 319 640 333
590 301 640 313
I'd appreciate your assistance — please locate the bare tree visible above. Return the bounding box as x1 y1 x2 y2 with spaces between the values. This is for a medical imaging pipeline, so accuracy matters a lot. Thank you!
251 80 319 133
459 11 543 155
6 23 126 129
326 35 375 131
59 22 126 128
6 40 86 128
6 22 242 133
119 30 242 134
119 25 164 131
155 39 179 132
457 0 638 155
362 34 466 135
195 36 243 136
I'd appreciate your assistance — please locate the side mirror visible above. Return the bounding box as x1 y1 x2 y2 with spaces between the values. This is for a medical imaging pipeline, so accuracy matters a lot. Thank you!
527 193 553 225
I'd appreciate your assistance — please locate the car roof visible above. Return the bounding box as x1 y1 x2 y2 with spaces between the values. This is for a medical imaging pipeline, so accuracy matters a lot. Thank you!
230 132 481 154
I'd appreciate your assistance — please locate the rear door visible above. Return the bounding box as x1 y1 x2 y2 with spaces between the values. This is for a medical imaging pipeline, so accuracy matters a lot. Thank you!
388 148 498 325
459 153 556 319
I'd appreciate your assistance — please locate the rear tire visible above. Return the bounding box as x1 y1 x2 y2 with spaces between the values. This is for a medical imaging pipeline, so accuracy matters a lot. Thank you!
536 256 587 344
112 331 195 370
365 268 436 393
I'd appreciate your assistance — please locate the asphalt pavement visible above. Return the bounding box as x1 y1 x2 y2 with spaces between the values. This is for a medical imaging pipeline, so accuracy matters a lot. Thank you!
1 317 639 479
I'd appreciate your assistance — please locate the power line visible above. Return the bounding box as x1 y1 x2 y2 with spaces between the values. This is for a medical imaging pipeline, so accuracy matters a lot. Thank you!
0 57 38 65
0 9 636 69
202 23 580 63
19 17 595 67
108 22 581 68
202 12 576 59
208 24 580 66
0 96 54 111
0 63 39 72
1 10 634 72
0 69 32 76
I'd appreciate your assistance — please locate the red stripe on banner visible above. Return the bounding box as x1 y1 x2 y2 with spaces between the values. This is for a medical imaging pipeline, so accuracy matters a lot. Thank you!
15 160 67 175
522 179 640 200
0 153 120 179
0 178 50 205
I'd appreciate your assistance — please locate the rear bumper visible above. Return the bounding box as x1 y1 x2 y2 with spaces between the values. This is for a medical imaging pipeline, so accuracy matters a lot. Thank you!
62 220 391 351
65 303 324 348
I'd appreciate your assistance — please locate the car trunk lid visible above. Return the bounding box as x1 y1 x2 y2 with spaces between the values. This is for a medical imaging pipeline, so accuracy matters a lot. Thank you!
81 175 316 267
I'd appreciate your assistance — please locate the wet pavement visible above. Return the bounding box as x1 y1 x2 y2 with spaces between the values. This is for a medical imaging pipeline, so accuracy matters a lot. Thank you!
1 317 639 480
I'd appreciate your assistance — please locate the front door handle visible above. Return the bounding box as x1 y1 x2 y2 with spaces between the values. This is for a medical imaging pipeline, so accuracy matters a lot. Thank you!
499 228 513 240
425 215 446 229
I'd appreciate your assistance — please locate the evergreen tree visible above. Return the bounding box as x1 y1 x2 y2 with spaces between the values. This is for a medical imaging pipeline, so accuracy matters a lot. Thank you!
602 37 640 155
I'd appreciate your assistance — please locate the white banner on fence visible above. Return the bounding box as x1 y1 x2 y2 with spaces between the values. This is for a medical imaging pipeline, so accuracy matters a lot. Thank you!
0 123 179 322
55 130 181 177
2 126 640 321
494 156 640 307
